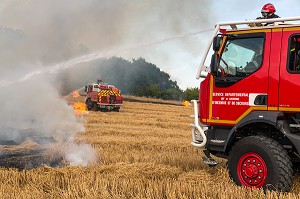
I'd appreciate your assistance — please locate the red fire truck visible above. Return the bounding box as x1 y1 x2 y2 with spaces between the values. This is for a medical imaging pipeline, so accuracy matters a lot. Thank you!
85 80 122 112
191 17 300 191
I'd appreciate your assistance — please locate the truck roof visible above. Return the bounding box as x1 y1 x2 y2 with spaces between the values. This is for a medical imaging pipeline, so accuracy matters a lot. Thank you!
196 16 300 79
219 16 300 31
225 23 300 32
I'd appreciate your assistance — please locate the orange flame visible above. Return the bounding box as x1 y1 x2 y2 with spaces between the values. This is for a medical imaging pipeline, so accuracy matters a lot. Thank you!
182 100 189 107
73 102 87 116
73 90 80 98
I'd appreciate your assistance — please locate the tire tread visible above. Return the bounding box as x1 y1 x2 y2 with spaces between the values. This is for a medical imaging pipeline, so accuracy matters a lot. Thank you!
228 136 293 192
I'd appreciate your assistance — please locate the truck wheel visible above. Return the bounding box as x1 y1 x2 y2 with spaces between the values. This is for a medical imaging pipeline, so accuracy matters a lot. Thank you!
86 99 93 111
227 136 293 192
113 107 120 112
91 102 98 111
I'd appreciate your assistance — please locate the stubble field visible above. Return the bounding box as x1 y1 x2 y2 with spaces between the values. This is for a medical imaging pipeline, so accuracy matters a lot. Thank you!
1 97 300 198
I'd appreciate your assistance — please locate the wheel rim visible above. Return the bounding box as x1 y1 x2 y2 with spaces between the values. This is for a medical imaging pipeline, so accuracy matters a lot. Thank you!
237 152 267 188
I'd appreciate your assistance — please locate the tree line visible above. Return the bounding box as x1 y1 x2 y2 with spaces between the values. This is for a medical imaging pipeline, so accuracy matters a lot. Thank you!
57 57 199 101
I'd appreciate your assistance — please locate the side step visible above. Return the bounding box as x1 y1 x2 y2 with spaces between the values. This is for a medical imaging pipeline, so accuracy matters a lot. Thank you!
290 124 300 128
202 149 218 167
202 156 218 167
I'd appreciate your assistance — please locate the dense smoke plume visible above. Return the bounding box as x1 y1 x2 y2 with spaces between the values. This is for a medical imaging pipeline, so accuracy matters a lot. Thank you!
0 0 214 167
0 76 83 142
0 74 98 167
0 0 213 88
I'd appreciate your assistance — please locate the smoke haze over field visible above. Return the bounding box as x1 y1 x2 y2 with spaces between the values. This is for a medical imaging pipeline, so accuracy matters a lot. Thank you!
0 74 97 166
0 0 216 166
0 76 84 142
0 0 213 88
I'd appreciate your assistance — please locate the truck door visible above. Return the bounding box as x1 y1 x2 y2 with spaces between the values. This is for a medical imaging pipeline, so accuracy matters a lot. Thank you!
267 28 283 111
279 27 300 110
209 31 271 126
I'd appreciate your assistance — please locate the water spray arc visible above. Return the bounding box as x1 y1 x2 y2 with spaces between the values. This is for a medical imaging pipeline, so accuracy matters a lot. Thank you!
0 29 213 88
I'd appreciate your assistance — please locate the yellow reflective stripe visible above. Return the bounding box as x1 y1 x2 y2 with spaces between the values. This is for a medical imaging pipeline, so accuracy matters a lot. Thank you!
283 27 300 32
98 89 120 96
279 107 300 112
229 29 271 34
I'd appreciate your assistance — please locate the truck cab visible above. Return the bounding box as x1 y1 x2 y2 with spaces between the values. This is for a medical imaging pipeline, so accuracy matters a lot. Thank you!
191 17 300 192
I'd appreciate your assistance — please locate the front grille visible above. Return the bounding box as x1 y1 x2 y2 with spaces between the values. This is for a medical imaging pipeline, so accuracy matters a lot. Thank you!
109 95 116 104
101 96 107 103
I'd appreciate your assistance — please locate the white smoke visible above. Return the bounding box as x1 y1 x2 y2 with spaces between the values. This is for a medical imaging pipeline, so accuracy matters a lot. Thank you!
0 72 98 167
0 75 83 140
64 142 98 167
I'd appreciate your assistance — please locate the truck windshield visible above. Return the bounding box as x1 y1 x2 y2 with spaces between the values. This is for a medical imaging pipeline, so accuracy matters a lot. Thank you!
218 36 265 77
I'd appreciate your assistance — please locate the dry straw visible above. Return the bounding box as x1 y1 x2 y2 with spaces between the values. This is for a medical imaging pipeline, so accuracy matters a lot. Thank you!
0 98 300 198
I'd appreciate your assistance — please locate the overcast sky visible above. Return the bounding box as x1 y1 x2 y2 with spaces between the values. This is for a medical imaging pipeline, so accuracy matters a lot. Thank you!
0 0 299 89
121 0 300 88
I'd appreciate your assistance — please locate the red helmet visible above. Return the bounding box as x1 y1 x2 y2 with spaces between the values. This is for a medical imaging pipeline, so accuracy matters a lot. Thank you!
261 3 276 18
261 3 276 13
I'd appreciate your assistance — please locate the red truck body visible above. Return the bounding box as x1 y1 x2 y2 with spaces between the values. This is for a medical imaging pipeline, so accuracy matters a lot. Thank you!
85 82 122 112
191 17 300 192
200 27 300 125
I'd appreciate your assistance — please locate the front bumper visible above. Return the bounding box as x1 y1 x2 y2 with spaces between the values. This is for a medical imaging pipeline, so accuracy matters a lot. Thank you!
189 100 208 148
97 103 122 109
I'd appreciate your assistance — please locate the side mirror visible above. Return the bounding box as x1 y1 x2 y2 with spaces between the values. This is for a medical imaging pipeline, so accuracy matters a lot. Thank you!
84 86 88 92
210 53 220 76
213 35 223 52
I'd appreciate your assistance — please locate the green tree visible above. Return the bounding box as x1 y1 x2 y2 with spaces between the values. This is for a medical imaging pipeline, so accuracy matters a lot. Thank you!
147 84 161 98
183 87 199 101
161 88 183 100
57 56 184 100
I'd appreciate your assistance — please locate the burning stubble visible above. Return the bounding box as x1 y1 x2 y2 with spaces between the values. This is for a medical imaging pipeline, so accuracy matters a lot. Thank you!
0 75 98 169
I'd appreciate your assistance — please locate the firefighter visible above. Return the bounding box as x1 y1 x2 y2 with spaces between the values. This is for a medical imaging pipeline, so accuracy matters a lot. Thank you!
290 37 300 71
259 3 279 19
253 3 280 27
244 44 263 73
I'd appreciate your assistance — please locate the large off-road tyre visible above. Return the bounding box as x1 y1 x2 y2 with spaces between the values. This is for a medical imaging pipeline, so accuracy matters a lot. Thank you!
91 102 98 111
86 99 98 111
86 99 93 111
228 136 293 192
113 107 120 112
